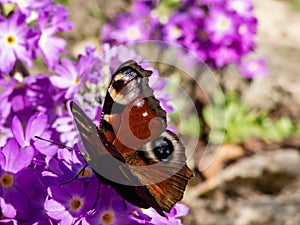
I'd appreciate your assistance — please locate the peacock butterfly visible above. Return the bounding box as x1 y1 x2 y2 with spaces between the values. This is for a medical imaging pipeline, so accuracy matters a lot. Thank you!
71 60 193 216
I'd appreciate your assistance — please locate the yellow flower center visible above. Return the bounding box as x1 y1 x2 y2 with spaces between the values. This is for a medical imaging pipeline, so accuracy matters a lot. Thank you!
170 26 182 39
73 77 81 84
217 16 231 32
100 211 115 225
38 33 47 47
1 173 14 188
125 26 141 40
5 34 16 46
70 197 83 211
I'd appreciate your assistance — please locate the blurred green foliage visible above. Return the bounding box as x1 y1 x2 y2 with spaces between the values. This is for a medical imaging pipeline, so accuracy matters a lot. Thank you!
54 0 69 6
291 0 300 10
204 91 300 144
152 0 182 22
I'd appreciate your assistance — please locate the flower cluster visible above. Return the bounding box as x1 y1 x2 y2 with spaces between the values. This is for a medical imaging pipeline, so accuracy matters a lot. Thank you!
0 1 187 222
101 0 268 78
0 0 72 77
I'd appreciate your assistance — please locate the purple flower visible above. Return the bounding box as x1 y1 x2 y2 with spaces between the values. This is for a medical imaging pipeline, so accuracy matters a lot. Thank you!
12 113 47 148
240 58 268 79
209 46 239 67
0 12 33 74
234 17 257 54
11 113 58 157
37 18 67 69
145 203 189 225
226 0 254 18
162 13 191 43
132 0 158 14
50 58 84 99
102 17 150 44
44 178 98 224
50 48 99 99
36 4 72 69
82 184 146 225
0 1 72 72
201 0 225 5
99 0 261 75
205 8 236 45
42 146 88 186
41 3 73 31
52 115 78 146
0 79 19 125
0 75 61 150
0 138 34 220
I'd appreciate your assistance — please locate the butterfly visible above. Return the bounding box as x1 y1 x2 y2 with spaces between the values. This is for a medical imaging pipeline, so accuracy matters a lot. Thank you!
71 60 193 216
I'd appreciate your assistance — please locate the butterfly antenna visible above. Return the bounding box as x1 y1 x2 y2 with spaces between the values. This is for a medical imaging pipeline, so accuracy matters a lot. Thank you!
59 164 90 186
34 136 73 150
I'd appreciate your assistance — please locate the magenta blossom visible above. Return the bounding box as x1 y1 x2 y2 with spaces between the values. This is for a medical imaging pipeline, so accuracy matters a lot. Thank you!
240 58 268 79
45 178 98 225
50 58 84 99
145 203 189 225
36 4 72 69
205 8 236 45
82 184 149 225
209 46 239 67
0 139 34 220
42 146 88 186
11 113 58 157
37 19 67 69
0 12 33 74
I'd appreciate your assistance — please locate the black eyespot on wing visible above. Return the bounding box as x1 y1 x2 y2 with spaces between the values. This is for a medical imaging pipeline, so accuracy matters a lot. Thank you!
152 137 174 162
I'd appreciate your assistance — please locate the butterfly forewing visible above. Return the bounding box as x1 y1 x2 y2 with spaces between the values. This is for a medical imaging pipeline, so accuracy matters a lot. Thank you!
100 61 167 156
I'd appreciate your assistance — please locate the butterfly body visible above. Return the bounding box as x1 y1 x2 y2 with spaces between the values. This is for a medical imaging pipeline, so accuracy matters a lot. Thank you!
71 60 193 216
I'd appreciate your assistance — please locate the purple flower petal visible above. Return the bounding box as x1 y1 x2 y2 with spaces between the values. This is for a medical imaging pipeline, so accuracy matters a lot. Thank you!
1 139 20 172
25 113 48 142
11 146 34 173
0 12 33 73
79 178 98 212
240 58 268 79
14 168 46 209
49 76 73 88
11 116 26 147
3 185 31 220
61 180 85 197
0 197 17 218
0 151 6 169
47 185 70 204
44 199 65 213
1 139 33 173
